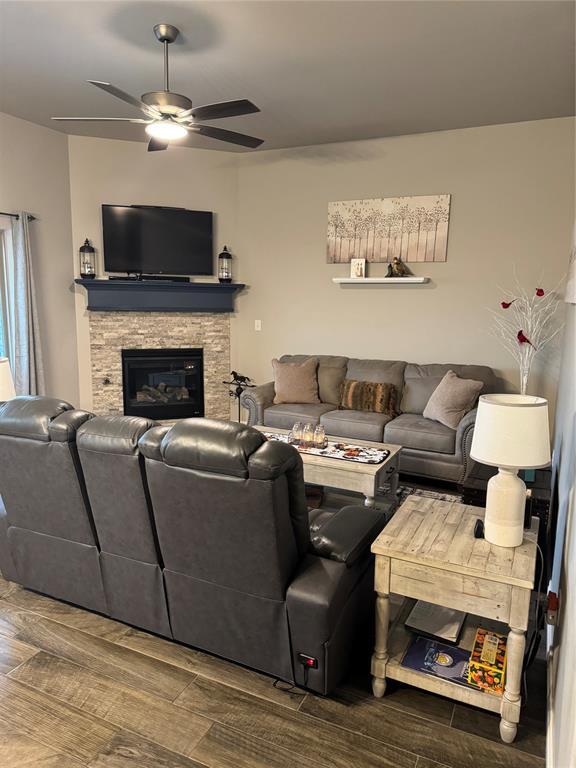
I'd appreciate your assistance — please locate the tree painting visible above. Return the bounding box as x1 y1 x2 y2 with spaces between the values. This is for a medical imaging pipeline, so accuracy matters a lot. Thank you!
326 195 451 263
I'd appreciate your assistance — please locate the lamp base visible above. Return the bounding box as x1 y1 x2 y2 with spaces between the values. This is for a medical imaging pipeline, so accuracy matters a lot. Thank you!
484 468 526 548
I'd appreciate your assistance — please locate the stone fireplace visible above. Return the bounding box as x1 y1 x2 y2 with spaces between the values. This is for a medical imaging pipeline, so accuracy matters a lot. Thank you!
88 312 230 419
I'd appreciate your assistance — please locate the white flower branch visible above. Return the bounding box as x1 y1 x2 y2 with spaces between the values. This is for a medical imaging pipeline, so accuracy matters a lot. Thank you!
490 274 564 394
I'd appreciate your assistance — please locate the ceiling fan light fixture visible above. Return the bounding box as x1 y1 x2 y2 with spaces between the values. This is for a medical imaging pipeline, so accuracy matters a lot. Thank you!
56 26 262 151
145 120 188 141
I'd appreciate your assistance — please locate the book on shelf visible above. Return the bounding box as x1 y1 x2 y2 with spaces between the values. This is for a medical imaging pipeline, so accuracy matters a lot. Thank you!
405 600 466 644
401 636 473 688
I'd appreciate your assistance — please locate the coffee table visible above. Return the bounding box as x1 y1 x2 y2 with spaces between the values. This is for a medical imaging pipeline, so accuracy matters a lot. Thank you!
255 425 401 507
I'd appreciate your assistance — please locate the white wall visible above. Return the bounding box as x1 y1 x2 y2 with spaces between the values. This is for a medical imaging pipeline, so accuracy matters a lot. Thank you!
67 136 238 410
232 118 575 413
0 112 78 403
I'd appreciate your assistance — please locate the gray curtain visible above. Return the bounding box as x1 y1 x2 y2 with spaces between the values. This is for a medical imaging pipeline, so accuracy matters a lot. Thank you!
8 213 45 395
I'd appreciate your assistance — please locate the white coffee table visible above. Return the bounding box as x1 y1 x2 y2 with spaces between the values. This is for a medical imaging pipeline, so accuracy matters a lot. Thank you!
255 425 401 507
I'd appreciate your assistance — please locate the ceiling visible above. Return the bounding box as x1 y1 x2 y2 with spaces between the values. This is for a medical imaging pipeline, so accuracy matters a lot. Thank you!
0 1 574 152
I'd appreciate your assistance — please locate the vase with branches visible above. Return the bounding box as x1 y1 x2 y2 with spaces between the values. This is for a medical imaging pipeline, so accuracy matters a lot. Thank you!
491 276 563 395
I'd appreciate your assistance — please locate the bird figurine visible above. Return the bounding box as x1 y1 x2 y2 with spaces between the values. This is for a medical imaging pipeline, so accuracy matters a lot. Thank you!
517 330 535 348
386 257 412 278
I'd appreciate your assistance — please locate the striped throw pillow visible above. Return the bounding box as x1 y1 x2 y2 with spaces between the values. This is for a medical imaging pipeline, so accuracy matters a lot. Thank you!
339 379 398 415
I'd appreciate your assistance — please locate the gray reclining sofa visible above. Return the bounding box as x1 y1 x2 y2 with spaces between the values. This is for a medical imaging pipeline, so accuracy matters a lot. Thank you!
242 356 498 484
0 396 386 695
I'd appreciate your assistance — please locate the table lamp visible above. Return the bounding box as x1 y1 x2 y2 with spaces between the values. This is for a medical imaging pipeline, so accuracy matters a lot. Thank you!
0 358 15 402
470 394 550 548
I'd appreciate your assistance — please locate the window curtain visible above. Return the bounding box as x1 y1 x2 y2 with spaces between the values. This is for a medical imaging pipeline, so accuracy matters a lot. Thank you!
6 213 45 395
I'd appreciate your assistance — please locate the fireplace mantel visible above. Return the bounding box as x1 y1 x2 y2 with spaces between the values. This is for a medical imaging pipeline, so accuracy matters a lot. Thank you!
75 278 245 313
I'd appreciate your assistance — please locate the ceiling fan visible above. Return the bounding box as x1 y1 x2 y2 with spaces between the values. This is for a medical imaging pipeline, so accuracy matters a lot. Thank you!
52 24 263 152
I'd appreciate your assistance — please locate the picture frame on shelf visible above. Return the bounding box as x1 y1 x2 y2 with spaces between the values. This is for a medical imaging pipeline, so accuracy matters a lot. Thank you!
350 258 366 279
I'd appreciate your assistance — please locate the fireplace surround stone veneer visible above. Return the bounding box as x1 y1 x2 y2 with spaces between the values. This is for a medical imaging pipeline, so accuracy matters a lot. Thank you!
88 311 230 418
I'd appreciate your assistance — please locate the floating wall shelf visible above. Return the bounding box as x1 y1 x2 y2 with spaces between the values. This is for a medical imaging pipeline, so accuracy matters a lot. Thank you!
75 278 245 313
332 277 430 285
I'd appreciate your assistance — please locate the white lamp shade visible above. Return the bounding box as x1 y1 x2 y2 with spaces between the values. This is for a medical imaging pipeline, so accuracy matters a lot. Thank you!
471 394 550 469
0 358 15 400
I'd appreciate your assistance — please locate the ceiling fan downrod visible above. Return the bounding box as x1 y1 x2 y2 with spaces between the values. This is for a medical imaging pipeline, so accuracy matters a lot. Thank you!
153 23 179 93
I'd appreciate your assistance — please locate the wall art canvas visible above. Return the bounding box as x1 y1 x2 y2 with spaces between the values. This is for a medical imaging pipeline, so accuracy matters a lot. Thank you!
327 194 451 263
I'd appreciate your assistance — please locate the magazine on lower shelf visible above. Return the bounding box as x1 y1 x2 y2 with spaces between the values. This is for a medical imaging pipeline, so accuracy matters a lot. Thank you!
401 635 474 688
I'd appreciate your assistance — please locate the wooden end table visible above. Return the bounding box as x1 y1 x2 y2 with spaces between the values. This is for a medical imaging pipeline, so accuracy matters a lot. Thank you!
371 495 538 743
255 425 401 506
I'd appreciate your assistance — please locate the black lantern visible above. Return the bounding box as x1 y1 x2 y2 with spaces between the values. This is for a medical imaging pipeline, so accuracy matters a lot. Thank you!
218 245 233 283
79 239 96 279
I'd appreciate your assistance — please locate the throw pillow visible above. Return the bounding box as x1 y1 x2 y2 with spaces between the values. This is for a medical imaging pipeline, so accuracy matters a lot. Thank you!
339 379 398 415
272 358 320 404
423 370 483 429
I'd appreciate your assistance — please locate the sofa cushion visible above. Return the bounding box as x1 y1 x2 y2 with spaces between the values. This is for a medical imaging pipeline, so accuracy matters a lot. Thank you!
401 363 496 414
279 355 348 405
400 376 444 415
346 359 406 400
423 371 483 429
320 409 394 442
273 358 320 405
264 403 334 430
384 414 456 454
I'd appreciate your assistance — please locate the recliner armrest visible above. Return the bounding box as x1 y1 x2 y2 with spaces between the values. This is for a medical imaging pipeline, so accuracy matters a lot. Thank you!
310 505 386 567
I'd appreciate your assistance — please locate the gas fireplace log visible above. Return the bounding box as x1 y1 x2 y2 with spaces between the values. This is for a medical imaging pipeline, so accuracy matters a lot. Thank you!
139 384 189 403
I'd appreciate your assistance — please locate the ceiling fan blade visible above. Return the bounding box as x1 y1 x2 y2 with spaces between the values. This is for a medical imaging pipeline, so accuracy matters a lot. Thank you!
191 124 263 149
148 138 169 152
88 81 160 117
51 117 150 123
188 99 260 122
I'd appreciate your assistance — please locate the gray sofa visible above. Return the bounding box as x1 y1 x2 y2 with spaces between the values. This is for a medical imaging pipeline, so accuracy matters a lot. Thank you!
241 355 498 484
0 396 386 695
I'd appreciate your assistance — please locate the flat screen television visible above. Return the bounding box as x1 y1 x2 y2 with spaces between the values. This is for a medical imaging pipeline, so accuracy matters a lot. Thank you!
102 204 213 276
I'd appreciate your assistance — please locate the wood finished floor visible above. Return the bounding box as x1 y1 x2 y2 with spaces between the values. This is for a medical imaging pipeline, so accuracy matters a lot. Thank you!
0 575 546 768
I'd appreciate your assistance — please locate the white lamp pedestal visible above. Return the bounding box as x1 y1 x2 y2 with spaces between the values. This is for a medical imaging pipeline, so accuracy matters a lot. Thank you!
484 468 526 548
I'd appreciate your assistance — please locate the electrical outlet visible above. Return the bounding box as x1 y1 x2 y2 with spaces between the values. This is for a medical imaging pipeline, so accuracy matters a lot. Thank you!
255 320 262 331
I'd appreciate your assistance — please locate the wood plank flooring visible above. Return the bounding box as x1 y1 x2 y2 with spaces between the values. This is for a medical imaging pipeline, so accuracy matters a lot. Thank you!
0 577 546 768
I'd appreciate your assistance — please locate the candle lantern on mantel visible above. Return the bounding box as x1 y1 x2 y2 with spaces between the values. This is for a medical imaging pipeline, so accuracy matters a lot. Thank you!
218 245 233 283
79 239 96 279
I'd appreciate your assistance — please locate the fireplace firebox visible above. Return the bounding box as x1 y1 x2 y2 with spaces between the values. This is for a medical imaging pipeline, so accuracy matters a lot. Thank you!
122 348 204 420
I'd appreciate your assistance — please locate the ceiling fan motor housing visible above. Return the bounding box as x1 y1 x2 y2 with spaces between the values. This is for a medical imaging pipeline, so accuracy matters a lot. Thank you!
141 91 192 115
